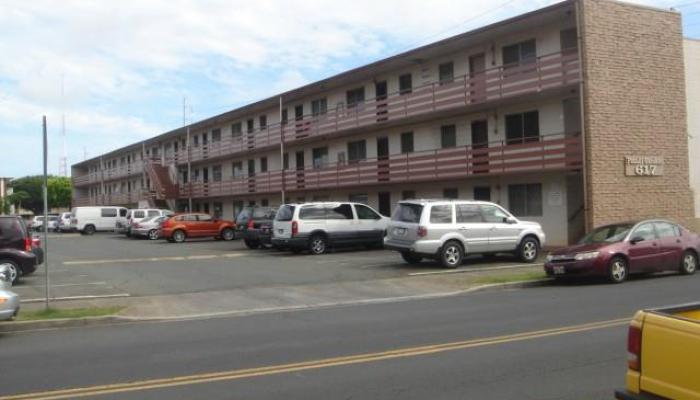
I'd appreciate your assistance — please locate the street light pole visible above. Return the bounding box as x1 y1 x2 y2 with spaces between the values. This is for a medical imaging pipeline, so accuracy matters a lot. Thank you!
42 116 50 310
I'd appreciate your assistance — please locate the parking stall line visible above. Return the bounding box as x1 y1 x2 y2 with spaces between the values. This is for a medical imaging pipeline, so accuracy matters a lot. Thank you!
21 293 131 303
14 282 108 289
408 263 544 276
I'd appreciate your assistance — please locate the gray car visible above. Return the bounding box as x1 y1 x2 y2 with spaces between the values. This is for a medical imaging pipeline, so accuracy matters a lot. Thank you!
130 216 168 240
0 265 20 321
384 199 546 268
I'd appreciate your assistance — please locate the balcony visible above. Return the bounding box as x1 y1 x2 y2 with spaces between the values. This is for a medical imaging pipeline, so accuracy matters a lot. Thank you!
166 49 579 165
179 132 581 198
72 161 145 187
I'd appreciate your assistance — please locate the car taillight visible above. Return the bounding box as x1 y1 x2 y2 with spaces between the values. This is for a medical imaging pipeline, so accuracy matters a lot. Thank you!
292 220 298 237
247 219 255 229
417 226 428 237
627 325 642 371
24 237 32 252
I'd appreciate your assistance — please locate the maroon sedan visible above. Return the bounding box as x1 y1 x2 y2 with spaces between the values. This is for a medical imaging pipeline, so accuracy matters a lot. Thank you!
544 220 699 283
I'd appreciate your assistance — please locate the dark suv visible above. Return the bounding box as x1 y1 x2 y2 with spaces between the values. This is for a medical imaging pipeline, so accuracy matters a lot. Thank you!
0 216 38 283
236 206 278 249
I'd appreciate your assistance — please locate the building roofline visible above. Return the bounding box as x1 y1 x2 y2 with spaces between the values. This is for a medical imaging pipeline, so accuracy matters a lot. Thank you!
73 0 576 168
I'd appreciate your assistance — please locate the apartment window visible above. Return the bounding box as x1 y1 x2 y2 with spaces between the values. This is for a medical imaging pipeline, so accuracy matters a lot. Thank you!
260 157 268 173
212 165 222 182
281 109 288 125
213 202 223 219
246 119 254 133
193 135 199 147
247 159 255 177
347 140 367 162
473 186 491 201
232 161 243 178
259 115 267 130
248 201 256 207
503 39 536 66
399 73 412 94
505 111 540 145
346 87 365 108
312 147 328 169
311 98 327 116
212 128 221 142
443 188 458 199
201 134 207 146
560 28 578 51
441 125 457 148
400 132 414 154
348 193 369 205
439 62 454 84
295 104 304 121
231 122 242 138
283 153 289 169
203 203 210 214
261 199 269 207
402 190 416 200
508 183 542 216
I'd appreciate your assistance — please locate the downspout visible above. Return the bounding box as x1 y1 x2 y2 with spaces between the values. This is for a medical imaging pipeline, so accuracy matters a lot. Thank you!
575 0 591 233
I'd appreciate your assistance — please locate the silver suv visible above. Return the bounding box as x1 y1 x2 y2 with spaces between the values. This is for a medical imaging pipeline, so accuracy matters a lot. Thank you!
384 200 546 268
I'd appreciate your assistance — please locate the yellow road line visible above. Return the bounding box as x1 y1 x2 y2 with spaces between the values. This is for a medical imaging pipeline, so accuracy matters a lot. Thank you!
0 317 629 400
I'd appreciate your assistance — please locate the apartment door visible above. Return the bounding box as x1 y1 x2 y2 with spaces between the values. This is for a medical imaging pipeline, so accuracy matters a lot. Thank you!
295 105 307 139
247 159 256 193
377 137 389 182
378 192 391 217
562 97 581 167
296 151 305 189
469 53 486 103
375 81 388 122
471 120 489 173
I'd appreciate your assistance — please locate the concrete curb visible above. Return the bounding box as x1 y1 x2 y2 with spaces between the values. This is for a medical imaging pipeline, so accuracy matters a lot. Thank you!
0 279 553 333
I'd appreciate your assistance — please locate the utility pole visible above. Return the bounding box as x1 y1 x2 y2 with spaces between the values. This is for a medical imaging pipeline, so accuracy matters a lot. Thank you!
184 97 192 212
42 116 50 310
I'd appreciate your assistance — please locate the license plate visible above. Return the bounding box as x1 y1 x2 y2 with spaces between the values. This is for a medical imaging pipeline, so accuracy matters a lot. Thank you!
553 266 566 275
393 227 407 236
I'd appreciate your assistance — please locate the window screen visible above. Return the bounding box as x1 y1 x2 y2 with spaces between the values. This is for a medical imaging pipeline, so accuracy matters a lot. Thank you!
441 125 457 148
507 184 542 216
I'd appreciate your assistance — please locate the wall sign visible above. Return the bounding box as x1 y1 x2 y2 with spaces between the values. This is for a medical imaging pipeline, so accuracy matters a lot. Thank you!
625 156 664 176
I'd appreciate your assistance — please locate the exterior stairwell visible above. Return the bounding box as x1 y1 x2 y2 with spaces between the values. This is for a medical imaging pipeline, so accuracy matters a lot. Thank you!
144 159 179 209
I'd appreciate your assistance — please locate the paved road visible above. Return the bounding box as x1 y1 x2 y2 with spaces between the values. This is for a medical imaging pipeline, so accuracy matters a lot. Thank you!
15 233 542 300
2 271 698 399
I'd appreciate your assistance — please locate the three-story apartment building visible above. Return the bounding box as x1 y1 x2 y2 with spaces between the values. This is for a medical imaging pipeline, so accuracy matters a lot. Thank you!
71 0 695 246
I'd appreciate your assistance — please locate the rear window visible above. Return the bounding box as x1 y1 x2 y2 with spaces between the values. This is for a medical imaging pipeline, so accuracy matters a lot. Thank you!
275 205 295 222
392 204 423 223
133 210 145 218
299 205 327 220
430 205 453 224
0 218 25 239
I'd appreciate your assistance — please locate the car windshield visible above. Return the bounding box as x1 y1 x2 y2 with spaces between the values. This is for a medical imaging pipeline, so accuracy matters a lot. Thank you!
578 224 634 244
392 203 423 223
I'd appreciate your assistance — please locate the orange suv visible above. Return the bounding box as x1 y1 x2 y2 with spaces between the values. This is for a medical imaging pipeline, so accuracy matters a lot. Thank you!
161 213 236 243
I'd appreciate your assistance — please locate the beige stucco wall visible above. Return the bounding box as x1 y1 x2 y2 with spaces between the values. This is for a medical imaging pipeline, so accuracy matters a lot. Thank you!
579 0 694 228
686 38 700 217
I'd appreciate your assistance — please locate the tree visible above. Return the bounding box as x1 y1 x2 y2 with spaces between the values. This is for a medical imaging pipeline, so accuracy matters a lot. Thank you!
9 176 72 214
5 190 30 213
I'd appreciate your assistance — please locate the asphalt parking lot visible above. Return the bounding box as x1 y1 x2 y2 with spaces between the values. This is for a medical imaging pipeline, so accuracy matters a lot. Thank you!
13 232 545 302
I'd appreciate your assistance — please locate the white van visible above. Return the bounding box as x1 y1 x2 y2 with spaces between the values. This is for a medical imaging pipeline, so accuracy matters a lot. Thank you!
70 206 128 235
120 209 173 236
272 202 389 254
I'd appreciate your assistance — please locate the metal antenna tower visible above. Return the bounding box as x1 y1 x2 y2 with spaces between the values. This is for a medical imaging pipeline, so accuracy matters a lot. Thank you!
58 75 68 176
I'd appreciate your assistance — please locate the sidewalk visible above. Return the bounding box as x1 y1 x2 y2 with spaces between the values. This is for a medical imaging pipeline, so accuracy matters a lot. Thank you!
13 265 546 321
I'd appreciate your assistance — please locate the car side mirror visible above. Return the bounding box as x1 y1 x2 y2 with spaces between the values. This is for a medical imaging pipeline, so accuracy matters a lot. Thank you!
503 217 517 224
630 236 645 244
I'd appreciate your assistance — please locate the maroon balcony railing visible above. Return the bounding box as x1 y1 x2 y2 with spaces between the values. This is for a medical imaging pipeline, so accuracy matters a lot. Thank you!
179 171 284 198
177 132 581 198
164 49 579 165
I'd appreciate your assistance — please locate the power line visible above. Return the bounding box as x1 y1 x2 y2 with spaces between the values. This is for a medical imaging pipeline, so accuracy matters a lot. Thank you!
674 0 700 8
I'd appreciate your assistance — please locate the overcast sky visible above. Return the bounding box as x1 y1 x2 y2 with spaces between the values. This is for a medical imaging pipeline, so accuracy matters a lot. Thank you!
1 0 698 178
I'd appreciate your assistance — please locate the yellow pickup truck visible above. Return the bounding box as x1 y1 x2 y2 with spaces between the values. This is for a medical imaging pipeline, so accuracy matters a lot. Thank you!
615 303 700 400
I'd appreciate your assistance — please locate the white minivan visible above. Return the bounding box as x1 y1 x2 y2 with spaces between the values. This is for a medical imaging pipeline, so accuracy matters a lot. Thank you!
70 206 128 235
271 202 389 254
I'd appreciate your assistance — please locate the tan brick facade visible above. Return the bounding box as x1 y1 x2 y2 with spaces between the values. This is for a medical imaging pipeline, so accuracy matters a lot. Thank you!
579 0 694 228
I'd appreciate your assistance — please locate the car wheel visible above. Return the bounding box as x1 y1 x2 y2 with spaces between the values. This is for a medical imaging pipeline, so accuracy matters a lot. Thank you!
83 225 96 235
608 256 628 284
401 252 422 264
518 237 539 263
221 228 235 241
309 235 327 255
244 239 260 249
0 259 21 284
680 250 697 275
147 229 159 240
440 241 463 269
172 229 186 243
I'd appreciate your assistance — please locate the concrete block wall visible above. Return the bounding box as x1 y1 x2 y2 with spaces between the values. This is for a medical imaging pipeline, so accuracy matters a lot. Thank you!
579 0 694 228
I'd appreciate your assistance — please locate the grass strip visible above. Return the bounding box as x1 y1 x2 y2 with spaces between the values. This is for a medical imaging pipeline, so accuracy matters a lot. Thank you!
16 306 125 321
